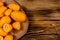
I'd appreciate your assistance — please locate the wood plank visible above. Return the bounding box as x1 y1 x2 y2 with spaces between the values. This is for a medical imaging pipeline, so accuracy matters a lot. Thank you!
20 34 59 40
29 21 60 27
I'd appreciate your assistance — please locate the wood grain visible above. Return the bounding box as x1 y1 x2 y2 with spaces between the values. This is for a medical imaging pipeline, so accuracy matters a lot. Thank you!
16 0 60 40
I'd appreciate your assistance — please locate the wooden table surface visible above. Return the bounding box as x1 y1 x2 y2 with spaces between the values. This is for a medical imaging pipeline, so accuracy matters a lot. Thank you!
17 0 60 40
2 0 60 40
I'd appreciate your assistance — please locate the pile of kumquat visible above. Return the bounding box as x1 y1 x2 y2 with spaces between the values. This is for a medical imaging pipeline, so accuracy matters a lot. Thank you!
0 1 26 40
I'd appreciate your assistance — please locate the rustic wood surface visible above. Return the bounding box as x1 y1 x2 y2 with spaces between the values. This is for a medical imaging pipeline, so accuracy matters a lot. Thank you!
2 0 60 40
17 0 60 40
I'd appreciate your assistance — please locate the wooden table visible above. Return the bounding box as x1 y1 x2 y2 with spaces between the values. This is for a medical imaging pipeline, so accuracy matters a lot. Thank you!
2 0 60 40
18 0 60 40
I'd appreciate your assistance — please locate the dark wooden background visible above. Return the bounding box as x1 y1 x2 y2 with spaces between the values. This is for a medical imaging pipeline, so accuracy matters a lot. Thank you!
2 0 60 40
17 0 60 40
